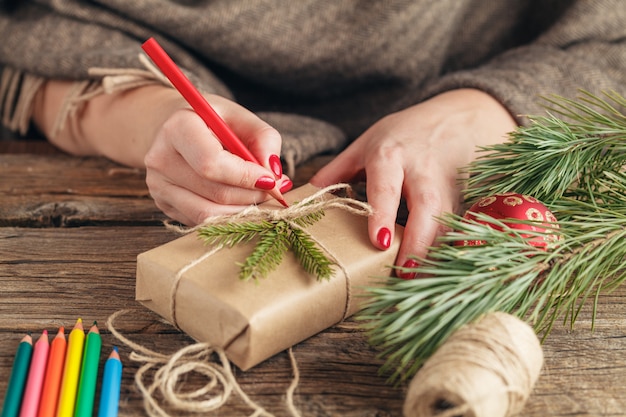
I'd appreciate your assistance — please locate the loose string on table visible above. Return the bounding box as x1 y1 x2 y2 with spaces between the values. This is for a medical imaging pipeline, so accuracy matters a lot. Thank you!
106 309 303 417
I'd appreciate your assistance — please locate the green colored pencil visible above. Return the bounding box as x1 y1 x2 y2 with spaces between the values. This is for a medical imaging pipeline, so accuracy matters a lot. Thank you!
74 322 102 417
1 334 33 417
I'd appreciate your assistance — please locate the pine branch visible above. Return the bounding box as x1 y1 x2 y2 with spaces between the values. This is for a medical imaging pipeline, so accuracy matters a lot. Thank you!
287 226 334 281
238 223 289 282
198 221 275 247
464 91 626 203
197 207 335 281
360 91 626 384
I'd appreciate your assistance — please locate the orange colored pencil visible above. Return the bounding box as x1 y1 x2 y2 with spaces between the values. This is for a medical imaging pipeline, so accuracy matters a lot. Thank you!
36 327 66 417
19 330 50 417
55 319 85 417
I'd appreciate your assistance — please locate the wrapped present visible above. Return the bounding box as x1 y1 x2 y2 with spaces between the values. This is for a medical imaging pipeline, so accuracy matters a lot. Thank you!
136 184 403 370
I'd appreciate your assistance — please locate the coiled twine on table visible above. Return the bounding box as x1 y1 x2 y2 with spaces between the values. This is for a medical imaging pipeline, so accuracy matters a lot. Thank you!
403 312 543 417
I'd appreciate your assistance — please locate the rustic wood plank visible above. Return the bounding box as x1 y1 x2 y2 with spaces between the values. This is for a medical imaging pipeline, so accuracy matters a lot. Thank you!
0 153 328 227
2 150 626 416
1 226 626 415
0 226 405 416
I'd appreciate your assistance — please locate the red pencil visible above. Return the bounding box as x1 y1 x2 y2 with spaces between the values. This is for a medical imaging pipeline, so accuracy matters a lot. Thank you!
36 327 66 417
141 37 288 208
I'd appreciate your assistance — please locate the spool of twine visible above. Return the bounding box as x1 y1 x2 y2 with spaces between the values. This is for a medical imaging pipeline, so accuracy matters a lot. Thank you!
403 311 543 417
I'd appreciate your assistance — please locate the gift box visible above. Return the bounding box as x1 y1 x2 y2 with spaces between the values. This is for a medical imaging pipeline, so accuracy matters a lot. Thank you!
136 184 403 370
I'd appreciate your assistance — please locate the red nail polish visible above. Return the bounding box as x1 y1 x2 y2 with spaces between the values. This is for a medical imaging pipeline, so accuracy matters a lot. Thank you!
377 227 392 249
269 154 283 178
279 178 293 193
254 176 276 190
397 259 418 280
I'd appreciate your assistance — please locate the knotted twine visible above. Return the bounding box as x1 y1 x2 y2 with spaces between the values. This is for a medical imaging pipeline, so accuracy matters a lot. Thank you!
166 182 374 329
403 311 543 417
107 183 374 416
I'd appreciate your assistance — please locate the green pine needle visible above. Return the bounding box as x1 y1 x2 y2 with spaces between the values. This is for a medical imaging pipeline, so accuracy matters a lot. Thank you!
238 223 289 282
360 90 626 384
198 221 275 247
287 226 334 281
197 208 335 281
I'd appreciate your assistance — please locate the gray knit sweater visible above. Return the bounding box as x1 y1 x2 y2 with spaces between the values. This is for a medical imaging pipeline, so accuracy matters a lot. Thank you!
1 0 625 165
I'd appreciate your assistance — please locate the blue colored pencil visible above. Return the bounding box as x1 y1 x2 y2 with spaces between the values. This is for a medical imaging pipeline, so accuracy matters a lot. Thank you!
97 347 122 417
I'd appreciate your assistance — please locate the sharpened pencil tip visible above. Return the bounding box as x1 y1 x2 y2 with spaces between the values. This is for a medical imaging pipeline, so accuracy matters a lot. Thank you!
278 199 289 208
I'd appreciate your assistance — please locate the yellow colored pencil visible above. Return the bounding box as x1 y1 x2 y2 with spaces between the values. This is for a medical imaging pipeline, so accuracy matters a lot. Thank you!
55 319 84 417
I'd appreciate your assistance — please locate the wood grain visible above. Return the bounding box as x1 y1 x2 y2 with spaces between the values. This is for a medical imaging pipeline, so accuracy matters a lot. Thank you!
1 151 626 416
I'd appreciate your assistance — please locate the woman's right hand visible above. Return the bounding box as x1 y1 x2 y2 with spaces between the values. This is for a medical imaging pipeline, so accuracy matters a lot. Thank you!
144 93 292 225
33 82 292 225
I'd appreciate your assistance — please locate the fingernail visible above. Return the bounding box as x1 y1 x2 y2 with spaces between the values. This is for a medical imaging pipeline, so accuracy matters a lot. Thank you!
279 178 293 193
269 154 283 178
397 259 418 280
377 227 392 249
254 176 276 190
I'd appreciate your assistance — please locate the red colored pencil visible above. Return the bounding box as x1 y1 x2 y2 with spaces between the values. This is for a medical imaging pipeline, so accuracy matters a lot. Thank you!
19 331 49 417
141 37 288 208
36 327 66 417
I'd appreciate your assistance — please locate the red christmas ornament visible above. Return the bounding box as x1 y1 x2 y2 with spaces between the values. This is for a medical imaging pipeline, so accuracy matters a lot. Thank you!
458 192 560 249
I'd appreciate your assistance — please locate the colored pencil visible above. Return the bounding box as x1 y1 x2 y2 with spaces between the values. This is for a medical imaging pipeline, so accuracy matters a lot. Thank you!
1 334 33 417
55 319 84 417
97 347 122 417
18 331 49 417
36 327 66 417
141 37 288 208
74 322 102 417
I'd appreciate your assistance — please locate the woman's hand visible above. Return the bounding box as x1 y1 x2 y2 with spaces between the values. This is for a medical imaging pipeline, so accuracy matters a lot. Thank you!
143 94 292 225
310 89 517 278
33 82 292 225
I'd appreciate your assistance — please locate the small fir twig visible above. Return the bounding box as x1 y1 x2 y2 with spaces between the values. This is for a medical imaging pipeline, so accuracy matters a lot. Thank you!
197 208 335 281
360 91 626 384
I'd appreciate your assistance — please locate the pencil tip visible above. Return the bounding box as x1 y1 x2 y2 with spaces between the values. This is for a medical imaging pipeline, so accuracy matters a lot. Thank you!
42 329 48 336
93 320 98 326
113 346 119 353
58 326 65 333
77 318 82 324
278 199 289 208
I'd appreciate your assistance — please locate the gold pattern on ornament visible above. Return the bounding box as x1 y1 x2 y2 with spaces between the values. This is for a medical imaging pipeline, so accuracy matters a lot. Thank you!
525 207 544 221
545 211 558 223
503 196 524 206
478 196 497 207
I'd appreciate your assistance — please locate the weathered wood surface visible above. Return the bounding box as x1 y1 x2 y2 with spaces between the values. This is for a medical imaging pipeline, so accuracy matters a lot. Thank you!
1 144 626 416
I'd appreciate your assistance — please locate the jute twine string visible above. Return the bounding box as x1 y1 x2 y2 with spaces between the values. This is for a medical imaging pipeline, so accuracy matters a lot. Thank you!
166 183 374 328
107 309 302 417
104 184 370 416
403 311 543 417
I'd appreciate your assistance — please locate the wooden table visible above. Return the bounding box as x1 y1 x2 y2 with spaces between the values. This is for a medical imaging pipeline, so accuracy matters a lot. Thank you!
1 139 626 416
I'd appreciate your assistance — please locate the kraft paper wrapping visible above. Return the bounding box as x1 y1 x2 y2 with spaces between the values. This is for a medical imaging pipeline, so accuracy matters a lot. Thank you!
136 184 403 370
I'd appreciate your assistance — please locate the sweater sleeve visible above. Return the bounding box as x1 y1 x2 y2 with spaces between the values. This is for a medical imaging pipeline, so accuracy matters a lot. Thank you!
0 2 348 166
420 0 626 124
0 2 232 97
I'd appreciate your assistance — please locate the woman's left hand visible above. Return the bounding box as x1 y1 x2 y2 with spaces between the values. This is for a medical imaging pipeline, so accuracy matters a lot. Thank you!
310 89 517 278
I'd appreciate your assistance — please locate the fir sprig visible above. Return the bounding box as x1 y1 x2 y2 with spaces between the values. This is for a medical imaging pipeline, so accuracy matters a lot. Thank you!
197 208 335 281
464 90 626 203
360 91 626 383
